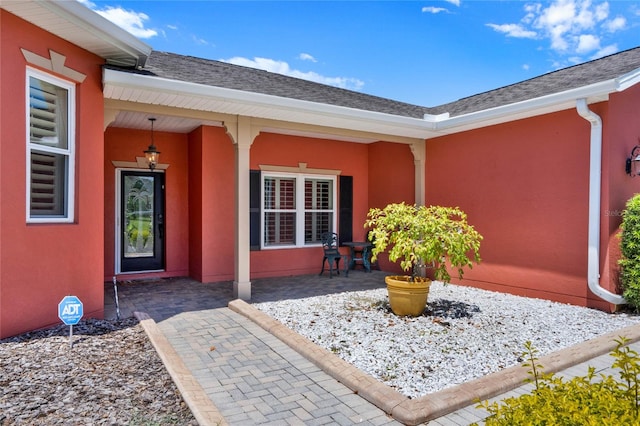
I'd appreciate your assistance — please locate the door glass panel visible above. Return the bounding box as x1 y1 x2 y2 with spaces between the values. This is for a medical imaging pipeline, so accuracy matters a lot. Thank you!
123 175 154 258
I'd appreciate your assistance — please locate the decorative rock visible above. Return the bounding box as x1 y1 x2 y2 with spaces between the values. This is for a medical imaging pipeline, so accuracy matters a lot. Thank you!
0 318 196 425
255 281 640 399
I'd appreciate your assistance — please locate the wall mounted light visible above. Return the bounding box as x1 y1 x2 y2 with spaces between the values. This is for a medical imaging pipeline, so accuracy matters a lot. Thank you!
626 145 640 177
144 117 160 170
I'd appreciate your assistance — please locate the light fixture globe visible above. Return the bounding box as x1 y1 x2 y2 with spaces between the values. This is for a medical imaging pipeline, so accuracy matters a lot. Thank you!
144 117 160 170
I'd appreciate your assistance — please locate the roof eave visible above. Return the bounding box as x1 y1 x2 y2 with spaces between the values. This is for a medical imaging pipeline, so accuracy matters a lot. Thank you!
1 0 151 67
429 69 640 135
104 66 640 140
102 68 439 140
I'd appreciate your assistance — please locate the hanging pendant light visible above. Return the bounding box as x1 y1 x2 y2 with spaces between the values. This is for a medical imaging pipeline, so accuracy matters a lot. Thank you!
144 117 160 170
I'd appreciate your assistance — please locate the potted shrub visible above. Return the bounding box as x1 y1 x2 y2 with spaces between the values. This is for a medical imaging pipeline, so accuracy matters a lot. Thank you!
365 202 483 316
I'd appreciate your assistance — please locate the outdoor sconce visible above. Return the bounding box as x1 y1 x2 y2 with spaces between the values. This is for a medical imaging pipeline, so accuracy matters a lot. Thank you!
144 117 160 170
626 145 640 177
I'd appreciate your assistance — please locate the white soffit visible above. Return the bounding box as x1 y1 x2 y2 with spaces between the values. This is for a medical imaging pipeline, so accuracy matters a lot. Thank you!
260 127 377 144
110 111 223 133
1 0 151 67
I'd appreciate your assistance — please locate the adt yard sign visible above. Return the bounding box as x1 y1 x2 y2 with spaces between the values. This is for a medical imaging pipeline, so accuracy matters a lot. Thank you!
58 296 83 325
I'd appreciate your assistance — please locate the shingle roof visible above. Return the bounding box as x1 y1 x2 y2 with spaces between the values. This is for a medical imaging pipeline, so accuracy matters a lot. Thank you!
108 51 435 119
433 46 640 116
106 46 640 119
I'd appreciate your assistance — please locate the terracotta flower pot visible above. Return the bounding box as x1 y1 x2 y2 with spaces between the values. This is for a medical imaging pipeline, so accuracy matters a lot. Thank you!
385 275 431 316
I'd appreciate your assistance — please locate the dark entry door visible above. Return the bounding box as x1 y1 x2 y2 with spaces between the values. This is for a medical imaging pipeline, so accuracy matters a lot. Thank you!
120 171 165 272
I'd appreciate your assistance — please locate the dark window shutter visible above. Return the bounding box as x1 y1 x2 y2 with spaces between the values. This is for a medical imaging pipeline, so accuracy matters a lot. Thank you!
250 170 261 250
339 175 353 246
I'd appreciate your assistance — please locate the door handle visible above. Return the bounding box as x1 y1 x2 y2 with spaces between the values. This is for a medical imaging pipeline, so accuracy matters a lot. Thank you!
157 214 164 239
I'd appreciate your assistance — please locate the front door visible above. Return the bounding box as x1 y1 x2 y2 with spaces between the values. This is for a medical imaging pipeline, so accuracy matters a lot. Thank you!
119 171 165 272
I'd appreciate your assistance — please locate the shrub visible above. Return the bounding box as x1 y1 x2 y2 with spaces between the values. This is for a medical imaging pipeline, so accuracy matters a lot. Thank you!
364 203 482 282
620 194 640 311
473 338 640 425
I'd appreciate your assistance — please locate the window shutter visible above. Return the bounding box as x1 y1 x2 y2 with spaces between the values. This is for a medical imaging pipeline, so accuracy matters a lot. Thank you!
29 77 67 148
339 175 353 246
30 152 63 214
250 170 261 250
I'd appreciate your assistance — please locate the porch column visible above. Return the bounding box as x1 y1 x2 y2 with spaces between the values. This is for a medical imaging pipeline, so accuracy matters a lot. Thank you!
226 116 258 300
411 141 426 206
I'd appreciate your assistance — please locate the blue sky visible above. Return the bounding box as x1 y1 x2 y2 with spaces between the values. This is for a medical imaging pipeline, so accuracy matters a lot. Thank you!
79 0 640 107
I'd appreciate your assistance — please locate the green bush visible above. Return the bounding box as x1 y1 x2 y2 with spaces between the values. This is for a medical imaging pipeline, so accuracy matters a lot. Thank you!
473 338 640 425
620 194 640 311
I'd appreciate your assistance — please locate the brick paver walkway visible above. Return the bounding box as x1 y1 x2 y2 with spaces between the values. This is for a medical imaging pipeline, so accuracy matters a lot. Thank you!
104 272 640 425
106 273 400 425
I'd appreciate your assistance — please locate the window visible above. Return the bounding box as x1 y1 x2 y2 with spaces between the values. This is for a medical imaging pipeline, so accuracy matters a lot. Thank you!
262 172 336 248
26 68 75 222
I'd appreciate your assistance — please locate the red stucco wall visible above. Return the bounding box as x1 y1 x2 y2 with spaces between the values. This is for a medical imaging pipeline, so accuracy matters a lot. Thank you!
426 109 592 306
599 85 640 309
1 11 105 338
104 127 190 281
187 126 235 283
367 141 416 272
368 142 415 209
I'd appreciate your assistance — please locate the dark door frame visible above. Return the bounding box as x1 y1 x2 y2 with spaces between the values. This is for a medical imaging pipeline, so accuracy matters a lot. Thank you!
117 169 165 273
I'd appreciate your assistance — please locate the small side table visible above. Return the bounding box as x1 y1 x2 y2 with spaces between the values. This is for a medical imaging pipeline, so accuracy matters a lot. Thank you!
344 242 373 272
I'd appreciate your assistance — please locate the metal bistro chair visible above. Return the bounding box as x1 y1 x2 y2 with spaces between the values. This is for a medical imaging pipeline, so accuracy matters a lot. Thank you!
319 232 349 278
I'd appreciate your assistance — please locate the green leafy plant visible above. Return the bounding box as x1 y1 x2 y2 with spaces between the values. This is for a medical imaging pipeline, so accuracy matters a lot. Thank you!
620 194 640 311
473 337 640 425
364 203 482 282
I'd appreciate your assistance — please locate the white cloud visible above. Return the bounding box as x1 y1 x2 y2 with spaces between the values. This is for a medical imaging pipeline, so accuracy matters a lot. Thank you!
299 53 317 63
222 57 365 91
522 64 530 71
591 43 618 59
77 0 157 39
488 0 628 62
422 7 449 14
576 34 600 53
532 0 611 53
603 16 626 32
522 3 541 24
594 2 610 21
445 0 461 6
486 23 537 38
192 35 209 46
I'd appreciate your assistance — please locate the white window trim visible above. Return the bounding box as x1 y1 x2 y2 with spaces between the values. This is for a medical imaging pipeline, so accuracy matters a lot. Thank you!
26 67 76 223
261 171 337 250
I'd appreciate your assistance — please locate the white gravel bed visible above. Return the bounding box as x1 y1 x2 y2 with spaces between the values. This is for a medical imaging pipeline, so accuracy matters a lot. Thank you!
254 282 640 399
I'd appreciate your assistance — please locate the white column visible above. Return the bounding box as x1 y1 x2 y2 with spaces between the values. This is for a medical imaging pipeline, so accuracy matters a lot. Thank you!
411 141 426 206
104 108 118 131
227 116 257 300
